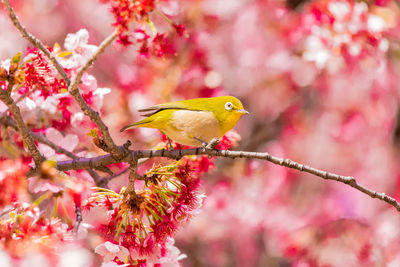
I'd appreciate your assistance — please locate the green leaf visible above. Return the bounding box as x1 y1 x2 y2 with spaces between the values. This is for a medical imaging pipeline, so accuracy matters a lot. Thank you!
11 52 22 65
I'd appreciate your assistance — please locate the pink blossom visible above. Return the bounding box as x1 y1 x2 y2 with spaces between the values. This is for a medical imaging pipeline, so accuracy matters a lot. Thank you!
62 29 98 70
300 0 391 70
0 251 12 267
95 242 129 263
46 127 79 152
93 87 111 110
28 176 64 193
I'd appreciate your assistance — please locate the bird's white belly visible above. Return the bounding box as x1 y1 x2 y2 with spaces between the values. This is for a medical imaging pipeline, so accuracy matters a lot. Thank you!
163 110 221 146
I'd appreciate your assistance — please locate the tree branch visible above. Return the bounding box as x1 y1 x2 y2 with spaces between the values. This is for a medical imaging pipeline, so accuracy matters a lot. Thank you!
6 76 14 95
70 30 118 92
0 114 104 185
30 135 104 185
2 0 118 181
127 159 138 190
0 88 39 118
103 166 130 180
68 31 121 156
0 90 44 166
55 148 400 212
3 0 122 158
73 205 82 233
2 0 70 83
33 131 104 185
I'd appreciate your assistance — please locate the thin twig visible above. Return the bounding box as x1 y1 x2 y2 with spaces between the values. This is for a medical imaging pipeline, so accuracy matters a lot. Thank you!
0 89 44 166
70 30 118 93
6 76 14 95
128 160 138 189
0 114 103 185
123 158 139 206
0 89 37 118
34 131 104 185
73 205 82 233
30 133 103 185
68 31 121 156
4 0 122 157
2 0 70 83
29 129 107 183
14 89 33 104
104 166 130 180
33 136 103 186
55 148 400 212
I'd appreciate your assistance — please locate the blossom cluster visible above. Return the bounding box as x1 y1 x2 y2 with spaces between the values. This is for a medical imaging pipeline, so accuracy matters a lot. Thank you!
84 131 239 266
86 161 200 266
0 160 93 266
298 0 391 71
101 0 184 58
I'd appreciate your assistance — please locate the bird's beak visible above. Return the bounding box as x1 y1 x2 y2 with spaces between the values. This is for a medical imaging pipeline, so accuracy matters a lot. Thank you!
237 109 249 115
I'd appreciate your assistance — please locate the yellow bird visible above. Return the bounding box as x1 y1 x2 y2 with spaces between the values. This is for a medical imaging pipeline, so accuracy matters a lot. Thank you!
120 96 248 146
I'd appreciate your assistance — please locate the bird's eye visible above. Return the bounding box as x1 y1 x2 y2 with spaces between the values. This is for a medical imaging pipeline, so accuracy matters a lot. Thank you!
225 102 233 111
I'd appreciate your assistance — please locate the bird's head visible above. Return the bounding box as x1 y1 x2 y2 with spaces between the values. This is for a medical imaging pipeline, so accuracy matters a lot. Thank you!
210 96 249 135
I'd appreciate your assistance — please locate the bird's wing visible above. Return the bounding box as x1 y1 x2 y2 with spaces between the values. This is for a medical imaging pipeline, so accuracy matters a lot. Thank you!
138 100 200 117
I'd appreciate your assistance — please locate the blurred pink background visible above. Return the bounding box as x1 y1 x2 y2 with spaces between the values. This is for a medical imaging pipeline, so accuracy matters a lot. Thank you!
2 0 400 266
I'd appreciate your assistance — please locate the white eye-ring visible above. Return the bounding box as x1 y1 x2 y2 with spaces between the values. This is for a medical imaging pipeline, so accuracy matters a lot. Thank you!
225 102 233 111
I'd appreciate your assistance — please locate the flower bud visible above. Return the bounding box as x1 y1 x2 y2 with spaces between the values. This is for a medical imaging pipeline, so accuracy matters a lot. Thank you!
9 52 21 74
0 67 8 81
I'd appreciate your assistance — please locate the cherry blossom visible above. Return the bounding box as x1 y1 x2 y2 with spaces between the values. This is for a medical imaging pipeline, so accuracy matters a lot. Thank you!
95 241 130 263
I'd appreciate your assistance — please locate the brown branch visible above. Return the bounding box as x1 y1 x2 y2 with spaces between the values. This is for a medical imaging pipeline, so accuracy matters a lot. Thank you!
122 158 140 210
0 90 44 166
55 148 400 212
67 30 120 155
2 0 70 83
73 205 82 233
32 131 104 185
6 76 14 95
94 165 131 188
67 31 121 156
70 30 118 93
128 159 138 189
0 115 104 185
3 0 122 157
0 89 38 118
31 131 104 185
1 114 77 159
28 135 103 185
103 166 130 180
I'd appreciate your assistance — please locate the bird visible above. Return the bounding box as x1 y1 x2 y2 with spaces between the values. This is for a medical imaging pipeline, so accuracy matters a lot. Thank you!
120 96 248 147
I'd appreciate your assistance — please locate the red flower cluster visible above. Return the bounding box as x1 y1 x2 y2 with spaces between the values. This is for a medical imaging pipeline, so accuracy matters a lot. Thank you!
101 0 180 58
135 30 177 58
52 96 72 131
21 48 67 99
102 0 156 45
0 160 28 209
151 33 175 57
297 0 390 69
0 203 68 258
85 156 208 265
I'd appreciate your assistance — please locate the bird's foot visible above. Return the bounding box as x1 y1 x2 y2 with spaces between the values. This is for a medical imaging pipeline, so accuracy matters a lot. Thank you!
204 138 220 151
167 137 174 151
